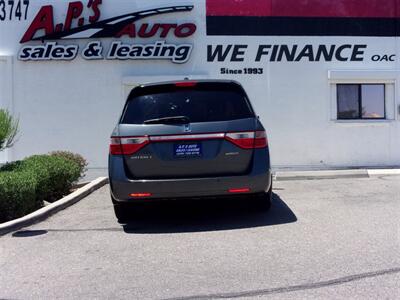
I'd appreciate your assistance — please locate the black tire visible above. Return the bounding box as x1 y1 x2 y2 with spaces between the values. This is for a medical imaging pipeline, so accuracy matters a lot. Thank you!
113 203 132 223
254 183 272 211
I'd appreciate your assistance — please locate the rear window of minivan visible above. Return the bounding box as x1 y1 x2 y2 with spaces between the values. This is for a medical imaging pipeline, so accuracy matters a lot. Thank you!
121 82 255 124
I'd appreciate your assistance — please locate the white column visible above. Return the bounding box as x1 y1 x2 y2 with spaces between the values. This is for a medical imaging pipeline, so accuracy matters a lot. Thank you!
0 56 14 163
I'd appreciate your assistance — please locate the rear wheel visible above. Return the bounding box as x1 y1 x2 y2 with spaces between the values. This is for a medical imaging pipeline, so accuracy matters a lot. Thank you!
113 202 133 223
253 182 272 211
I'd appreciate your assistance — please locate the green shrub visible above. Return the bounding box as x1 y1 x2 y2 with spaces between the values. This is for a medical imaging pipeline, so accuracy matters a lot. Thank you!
0 109 19 152
49 151 88 179
0 160 24 172
0 170 39 223
20 155 81 202
0 152 85 222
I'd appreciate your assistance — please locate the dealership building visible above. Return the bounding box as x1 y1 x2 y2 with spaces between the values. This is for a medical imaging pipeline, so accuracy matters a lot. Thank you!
0 0 399 171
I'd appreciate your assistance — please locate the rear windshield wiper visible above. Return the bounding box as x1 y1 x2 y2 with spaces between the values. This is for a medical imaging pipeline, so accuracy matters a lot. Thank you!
143 116 190 124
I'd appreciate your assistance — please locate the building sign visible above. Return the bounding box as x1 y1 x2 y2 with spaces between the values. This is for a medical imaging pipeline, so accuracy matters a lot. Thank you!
18 1 196 63
205 0 397 76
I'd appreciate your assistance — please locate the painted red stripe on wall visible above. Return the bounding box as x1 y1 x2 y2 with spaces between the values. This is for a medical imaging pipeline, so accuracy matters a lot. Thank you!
206 16 399 36
207 0 271 16
206 0 400 18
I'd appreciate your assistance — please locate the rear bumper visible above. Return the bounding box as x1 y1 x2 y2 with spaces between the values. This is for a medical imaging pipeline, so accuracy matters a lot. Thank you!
109 148 271 202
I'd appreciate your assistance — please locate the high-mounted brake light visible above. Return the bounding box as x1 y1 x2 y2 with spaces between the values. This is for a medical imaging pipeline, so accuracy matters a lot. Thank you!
175 81 197 87
225 131 268 149
109 136 149 155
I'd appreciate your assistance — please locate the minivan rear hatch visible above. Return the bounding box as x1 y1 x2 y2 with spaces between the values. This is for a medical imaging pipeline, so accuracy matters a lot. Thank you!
114 81 263 179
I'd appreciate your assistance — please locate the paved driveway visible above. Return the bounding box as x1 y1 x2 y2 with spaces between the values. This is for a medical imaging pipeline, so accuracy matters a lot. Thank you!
1 176 399 299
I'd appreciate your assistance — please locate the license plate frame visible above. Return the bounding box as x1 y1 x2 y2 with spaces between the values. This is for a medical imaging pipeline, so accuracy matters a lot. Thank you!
174 142 202 158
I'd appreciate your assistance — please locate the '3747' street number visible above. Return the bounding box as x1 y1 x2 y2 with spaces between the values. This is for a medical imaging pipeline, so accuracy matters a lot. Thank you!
0 0 29 21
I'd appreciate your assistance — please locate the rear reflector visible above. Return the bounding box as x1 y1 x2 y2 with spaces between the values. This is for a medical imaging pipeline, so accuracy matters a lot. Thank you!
109 136 149 155
130 193 152 198
228 188 251 193
175 81 197 87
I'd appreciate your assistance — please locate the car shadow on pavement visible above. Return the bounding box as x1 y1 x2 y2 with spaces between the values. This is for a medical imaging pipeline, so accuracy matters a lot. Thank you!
122 192 297 234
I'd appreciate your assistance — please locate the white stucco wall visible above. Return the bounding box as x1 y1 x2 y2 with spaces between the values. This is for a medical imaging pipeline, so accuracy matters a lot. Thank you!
0 0 399 169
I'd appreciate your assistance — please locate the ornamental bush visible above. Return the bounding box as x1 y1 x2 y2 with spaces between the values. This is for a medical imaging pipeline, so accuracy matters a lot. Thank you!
20 155 81 202
0 153 86 223
0 109 19 152
49 151 88 179
0 170 38 223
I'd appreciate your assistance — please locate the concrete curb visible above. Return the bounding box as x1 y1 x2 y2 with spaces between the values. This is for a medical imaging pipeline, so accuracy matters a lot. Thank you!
367 169 400 176
0 177 109 236
275 169 400 181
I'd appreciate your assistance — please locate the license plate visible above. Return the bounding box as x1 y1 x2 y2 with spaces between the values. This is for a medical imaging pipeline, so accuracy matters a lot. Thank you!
174 143 202 158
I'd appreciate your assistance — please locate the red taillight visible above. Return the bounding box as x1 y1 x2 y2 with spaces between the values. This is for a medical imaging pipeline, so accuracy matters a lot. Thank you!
175 81 197 87
225 131 255 149
130 193 152 198
225 131 267 149
109 137 123 155
254 130 268 148
229 188 250 193
110 130 267 155
109 136 149 155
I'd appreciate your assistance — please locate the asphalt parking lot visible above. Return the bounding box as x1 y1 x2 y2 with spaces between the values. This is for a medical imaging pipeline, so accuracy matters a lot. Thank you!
1 176 399 299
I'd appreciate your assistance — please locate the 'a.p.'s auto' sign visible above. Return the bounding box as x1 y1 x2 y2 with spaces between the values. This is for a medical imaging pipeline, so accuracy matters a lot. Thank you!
18 1 196 63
